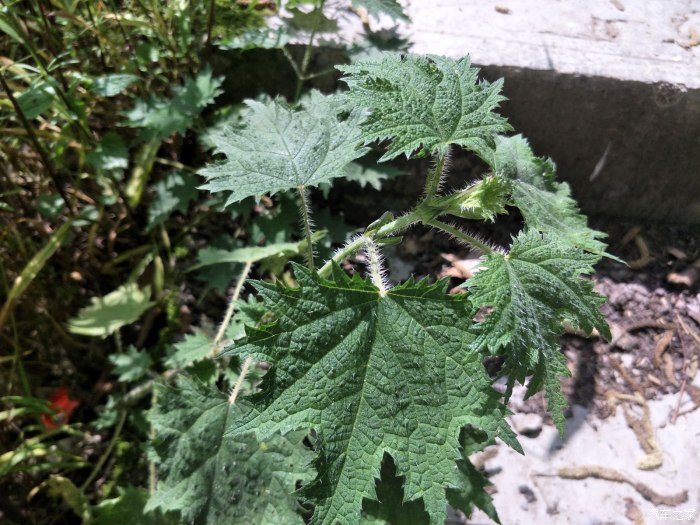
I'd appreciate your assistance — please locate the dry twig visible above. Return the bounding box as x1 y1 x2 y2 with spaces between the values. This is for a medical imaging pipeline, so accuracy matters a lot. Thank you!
553 465 687 506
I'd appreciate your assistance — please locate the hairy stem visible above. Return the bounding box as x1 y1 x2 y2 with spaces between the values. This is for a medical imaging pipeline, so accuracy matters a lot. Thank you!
318 210 420 278
212 260 253 355
122 260 251 406
427 219 494 254
298 186 316 271
364 238 387 296
424 152 447 203
281 46 303 79
228 357 252 405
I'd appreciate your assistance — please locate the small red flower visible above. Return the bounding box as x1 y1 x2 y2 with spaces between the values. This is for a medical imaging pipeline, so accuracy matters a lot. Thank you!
41 387 80 430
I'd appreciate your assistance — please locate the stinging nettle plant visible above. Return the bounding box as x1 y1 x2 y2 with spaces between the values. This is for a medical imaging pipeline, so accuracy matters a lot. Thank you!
146 53 612 525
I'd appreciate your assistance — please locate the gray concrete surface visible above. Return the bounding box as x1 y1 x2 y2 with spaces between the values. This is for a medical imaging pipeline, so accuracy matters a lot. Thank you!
467 384 700 525
407 1 700 88
403 0 700 224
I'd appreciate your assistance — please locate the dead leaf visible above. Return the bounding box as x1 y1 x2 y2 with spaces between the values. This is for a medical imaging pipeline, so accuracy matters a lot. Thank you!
678 26 700 49
647 373 662 386
624 497 644 525
628 235 652 270
663 352 679 387
439 253 483 280
652 330 673 368
667 267 699 287
667 247 687 260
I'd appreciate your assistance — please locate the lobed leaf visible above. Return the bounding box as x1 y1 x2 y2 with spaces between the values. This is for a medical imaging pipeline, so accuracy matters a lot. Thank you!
109 346 152 382
126 68 222 142
465 230 610 434
146 377 311 525
87 133 129 173
163 330 211 369
147 171 198 229
338 54 511 161
492 135 609 256
219 27 289 51
361 456 430 525
199 91 368 205
223 264 519 525
91 74 139 97
66 283 154 338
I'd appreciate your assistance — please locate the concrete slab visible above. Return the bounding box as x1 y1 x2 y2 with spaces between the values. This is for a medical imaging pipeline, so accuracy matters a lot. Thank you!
407 0 700 88
403 0 700 224
467 390 700 525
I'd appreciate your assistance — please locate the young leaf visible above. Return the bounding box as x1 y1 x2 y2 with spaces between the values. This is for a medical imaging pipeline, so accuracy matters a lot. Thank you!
493 135 609 256
431 175 511 222
109 346 152 382
87 133 129 174
126 68 222 142
338 54 511 161
491 134 556 189
199 91 367 205
465 230 610 434
66 284 154 338
146 377 311 525
163 330 211 369
223 264 519 525
147 171 198 229
91 74 139 97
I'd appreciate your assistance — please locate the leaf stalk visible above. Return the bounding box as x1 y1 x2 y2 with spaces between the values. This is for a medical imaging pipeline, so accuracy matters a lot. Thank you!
427 219 494 254
424 151 447 203
212 260 253 354
298 186 316 271
318 210 420 278
228 357 252 405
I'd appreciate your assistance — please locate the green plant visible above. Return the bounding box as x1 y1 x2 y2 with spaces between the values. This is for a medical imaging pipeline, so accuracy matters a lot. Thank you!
145 53 611 524
2 2 407 519
0 0 279 520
